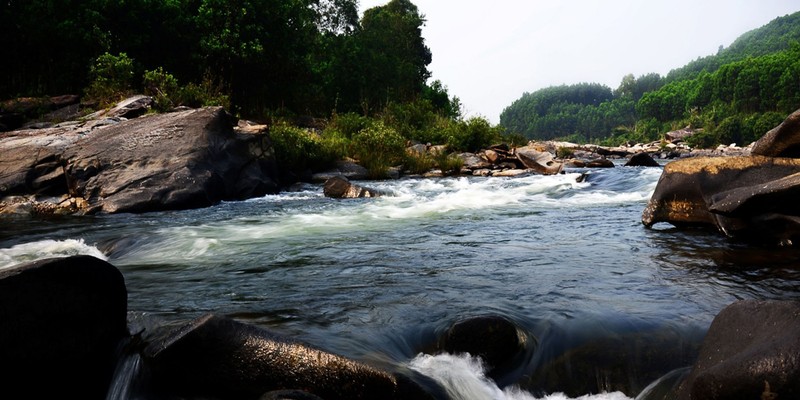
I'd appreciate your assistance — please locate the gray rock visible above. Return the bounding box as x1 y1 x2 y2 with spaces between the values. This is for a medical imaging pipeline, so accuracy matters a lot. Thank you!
674 300 800 400
1 106 279 214
323 176 383 198
515 146 563 175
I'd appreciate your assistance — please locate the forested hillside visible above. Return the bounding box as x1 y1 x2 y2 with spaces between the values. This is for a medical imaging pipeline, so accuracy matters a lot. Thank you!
500 11 800 147
0 0 455 119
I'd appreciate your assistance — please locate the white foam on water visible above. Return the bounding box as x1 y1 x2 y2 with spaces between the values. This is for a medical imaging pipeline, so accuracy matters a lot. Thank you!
408 353 633 400
110 170 661 265
0 238 107 269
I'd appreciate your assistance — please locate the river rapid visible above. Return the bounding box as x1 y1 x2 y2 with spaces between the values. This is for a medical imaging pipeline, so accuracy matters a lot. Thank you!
3 165 800 399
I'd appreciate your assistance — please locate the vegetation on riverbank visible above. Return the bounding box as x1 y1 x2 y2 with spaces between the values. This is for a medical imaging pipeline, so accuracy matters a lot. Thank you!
500 11 800 148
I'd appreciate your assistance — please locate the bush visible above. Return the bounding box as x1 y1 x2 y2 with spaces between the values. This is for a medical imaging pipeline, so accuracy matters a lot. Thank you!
143 67 179 112
382 99 439 143
434 151 464 175
85 52 135 107
327 112 369 138
403 151 436 174
175 75 231 110
352 122 406 178
445 116 499 152
269 123 338 173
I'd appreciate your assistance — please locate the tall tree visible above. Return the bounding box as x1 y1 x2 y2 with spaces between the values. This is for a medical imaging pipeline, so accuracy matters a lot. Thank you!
356 0 432 114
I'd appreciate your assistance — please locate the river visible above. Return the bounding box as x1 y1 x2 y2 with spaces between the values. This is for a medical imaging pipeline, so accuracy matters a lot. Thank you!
2 164 800 399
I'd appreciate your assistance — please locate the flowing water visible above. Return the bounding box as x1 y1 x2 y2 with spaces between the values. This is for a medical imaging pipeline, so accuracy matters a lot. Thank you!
3 165 800 399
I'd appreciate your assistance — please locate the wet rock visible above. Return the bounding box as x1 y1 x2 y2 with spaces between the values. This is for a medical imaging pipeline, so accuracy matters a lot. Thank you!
751 108 800 157
585 158 615 168
323 176 383 198
515 146 563 175
493 169 531 177
674 300 800 400
642 156 800 244
458 152 492 170
439 315 528 384
312 160 370 182
0 255 128 398
143 314 437 400
625 152 660 167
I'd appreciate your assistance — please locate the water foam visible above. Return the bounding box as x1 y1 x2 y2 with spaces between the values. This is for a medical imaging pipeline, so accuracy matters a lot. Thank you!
0 238 107 269
408 353 633 400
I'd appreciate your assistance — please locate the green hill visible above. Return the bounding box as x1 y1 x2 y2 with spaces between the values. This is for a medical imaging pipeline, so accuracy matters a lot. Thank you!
500 10 800 147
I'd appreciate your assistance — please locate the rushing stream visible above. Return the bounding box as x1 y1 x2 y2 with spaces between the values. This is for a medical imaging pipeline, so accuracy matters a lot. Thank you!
3 164 800 399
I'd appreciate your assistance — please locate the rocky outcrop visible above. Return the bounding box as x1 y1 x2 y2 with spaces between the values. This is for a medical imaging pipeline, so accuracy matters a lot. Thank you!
323 176 383 198
456 145 563 177
0 256 128 398
0 105 279 214
0 95 81 131
143 314 438 400
642 156 800 244
674 300 800 400
643 109 800 245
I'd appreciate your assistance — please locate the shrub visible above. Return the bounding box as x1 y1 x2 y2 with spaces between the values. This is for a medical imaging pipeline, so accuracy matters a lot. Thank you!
327 112 369 138
352 122 406 178
269 123 338 173
445 116 499 152
143 67 179 112
434 151 464 176
175 75 230 110
403 151 436 174
85 52 135 107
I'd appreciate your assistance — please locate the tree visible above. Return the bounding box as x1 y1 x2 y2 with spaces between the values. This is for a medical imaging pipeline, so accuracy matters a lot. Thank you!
356 0 432 114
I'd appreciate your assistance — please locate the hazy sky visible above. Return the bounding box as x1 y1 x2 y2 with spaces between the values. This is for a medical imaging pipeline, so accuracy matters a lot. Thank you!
358 0 800 123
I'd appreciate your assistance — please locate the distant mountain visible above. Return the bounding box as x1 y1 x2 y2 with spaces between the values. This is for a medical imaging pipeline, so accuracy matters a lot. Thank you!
666 11 800 82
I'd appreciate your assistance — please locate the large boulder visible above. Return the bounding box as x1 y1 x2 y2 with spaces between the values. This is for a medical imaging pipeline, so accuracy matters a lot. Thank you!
625 152 660 167
515 146 564 175
142 314 439 400
438 315 529 385
674 300 800 400
0 106 279 214
0 255 128 398
642 156 800 244
751 108 800 157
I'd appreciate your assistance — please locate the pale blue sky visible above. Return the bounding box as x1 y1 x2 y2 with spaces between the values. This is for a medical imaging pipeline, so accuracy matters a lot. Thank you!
359 0 800 123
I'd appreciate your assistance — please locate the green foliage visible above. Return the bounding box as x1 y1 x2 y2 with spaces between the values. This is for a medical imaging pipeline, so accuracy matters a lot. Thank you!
327 112 370 138
175 75 231 110
556 147 574 159
445 117 501 152
351 122 406 178
85 52 135 107
143 67 179 112
434 151 464 176
269 123 339 173
403 151 436 174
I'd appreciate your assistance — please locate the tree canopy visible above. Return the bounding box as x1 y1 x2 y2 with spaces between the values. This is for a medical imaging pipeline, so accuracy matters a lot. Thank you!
0 0 446 119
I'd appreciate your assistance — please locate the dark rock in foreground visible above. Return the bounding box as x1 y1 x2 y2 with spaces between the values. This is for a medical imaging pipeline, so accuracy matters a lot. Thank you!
143 313 438 400
439 315 529 385
0 256 128 398
674 300 800 400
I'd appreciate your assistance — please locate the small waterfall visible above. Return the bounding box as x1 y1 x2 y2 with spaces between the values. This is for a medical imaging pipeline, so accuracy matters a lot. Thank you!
106 339 145 400
408 353 634 400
